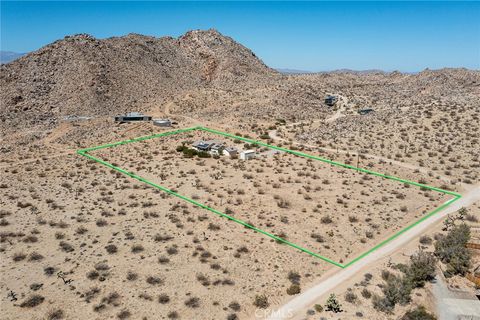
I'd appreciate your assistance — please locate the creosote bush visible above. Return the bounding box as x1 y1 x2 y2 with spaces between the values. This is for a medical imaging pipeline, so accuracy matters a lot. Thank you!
253 294 269 309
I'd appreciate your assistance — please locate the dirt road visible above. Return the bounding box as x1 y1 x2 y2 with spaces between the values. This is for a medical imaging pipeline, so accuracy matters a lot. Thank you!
265 185 480 320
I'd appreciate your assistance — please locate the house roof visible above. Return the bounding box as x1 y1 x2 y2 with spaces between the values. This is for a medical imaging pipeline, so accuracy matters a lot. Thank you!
241 150 255 154
211 143 224 150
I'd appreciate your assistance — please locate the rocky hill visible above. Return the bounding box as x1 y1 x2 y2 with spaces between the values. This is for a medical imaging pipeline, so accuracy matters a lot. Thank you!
1 29 479 140
0 29 276 132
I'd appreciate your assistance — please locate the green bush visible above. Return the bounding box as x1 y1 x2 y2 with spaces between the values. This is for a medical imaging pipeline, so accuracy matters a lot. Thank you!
400 306 436 320
314 304 323 312
406 250 437 288
373 274 412 313
197 151 211 158
286 284 301 295
434 224 471 277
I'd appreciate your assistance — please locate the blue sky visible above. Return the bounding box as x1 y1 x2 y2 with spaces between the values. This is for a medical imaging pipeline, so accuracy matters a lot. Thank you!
1 1 479 71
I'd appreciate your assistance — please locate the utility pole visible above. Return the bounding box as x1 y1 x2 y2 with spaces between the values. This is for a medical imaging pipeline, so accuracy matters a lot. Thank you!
356 152 360 171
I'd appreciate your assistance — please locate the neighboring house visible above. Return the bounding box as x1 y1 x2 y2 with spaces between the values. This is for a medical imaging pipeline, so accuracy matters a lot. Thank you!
358 108 374 115
192 140 220 152
223 147 238 157
192 140 212 152
153 119 172 127
240 150 256 160
114 112 152 122
325 95 338 107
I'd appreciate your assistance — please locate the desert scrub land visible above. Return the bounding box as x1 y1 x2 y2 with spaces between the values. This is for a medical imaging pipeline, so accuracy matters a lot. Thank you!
89 129 451 265
0 151 336 319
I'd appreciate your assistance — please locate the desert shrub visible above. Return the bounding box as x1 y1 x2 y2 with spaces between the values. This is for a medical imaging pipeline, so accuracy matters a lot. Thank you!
419 235 432 245
361 288 372 299
228 301 241 311
345 291 357 304
277 198 290 209
55 232 65 239
185 297 200 308
59 241 74 252
166 246 178 255
373 274 412 313
96 219 108 227
154 233 173 242
227 314 238 320
288 271 301 284
74 225 88 234
253 294 269 309
400 306 436 320
87 270 99 280
286 284 301 295
47 309 64 320
158 294 170 304
23 235 38 243
44 266 56 276
321 216 333 224
197 151 211 158
348 216 359 223
28 252 44 261
117 310 131 319
158 256 170 264
381 270 392 281
20 294 45 308
314 304 323 312
364 273 373 281
405 250 436 288
311 233 325 243
208 223 220 231
466 214 478 222
126 271 138 281
176 145 186 152
13 252 26 262
167 311 179 319
105 244 118 254
434 224 471 277
131 244 144 253
146 276 162 285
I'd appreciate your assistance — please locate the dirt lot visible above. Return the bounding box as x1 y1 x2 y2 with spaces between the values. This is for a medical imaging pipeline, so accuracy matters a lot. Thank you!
89 129 451 265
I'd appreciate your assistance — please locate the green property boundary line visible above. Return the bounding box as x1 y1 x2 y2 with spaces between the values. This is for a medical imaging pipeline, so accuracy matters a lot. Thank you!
77 126 462 269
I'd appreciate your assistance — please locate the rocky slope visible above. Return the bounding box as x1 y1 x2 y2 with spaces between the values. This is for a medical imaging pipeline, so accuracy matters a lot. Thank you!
0 29 276 133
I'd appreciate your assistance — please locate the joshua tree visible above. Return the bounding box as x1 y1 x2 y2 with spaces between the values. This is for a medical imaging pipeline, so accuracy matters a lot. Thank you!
325 294 342 313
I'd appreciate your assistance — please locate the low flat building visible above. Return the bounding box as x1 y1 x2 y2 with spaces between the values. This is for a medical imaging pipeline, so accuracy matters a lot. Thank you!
114 112 152 122
240 150 256 160
358 108 374 115
153 119 172 127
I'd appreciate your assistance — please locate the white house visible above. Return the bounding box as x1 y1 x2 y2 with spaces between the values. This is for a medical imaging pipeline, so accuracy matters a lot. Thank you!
240 150 256 160
209 143 224 156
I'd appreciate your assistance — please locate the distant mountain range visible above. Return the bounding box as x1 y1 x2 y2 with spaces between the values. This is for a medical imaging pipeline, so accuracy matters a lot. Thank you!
0 51 25 64
277 68 401 75
276 68 313 74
